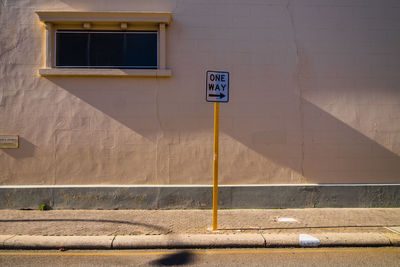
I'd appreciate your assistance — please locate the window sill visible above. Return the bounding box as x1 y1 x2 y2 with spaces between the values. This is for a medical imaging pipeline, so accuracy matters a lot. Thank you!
39 68 172 77
36 11 172 25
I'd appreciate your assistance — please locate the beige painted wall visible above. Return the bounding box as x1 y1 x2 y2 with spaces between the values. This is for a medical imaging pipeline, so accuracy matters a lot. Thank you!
1 0 400 185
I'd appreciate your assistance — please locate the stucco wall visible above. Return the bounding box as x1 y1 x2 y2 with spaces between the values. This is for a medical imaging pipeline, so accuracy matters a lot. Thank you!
1 0 400 185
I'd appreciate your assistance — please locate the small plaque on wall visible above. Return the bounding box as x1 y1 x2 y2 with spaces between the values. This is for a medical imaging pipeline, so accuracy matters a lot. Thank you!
0 135 19 149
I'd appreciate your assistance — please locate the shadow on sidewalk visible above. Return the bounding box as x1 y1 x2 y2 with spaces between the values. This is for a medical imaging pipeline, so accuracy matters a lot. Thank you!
0 219 170 233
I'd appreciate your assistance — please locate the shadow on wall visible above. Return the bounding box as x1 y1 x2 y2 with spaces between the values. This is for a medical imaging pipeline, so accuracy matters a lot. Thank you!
235 98 400 183
2 137 36 159
46 76 400 184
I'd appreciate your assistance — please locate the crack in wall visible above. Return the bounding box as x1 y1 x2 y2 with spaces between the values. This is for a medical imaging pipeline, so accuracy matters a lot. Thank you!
53 129 60 185
287 0 305 179
0 82 5 107
0 36 23 60
173 0 182 14
0 32 24 107
0 0 6 15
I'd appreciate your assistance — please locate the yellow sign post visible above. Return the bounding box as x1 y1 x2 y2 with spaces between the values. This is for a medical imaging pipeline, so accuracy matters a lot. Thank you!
206 70 229 231
212 102 220 230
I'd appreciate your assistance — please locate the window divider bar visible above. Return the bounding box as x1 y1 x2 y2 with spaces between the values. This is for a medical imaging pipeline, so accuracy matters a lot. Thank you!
123 33 127 66
87 32 91 66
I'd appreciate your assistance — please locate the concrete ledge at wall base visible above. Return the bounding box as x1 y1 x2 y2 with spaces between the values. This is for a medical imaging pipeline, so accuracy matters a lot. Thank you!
0 233 398 249
0 184 399 210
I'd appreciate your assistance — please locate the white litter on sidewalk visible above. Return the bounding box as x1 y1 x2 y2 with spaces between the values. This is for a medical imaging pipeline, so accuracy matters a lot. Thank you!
278 218 297 222
299 234 320 247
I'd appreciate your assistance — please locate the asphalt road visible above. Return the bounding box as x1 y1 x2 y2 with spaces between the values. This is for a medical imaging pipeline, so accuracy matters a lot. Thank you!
0 247 399 266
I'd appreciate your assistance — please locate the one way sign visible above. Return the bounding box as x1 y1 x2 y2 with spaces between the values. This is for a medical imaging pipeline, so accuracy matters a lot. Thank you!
206 71 229 103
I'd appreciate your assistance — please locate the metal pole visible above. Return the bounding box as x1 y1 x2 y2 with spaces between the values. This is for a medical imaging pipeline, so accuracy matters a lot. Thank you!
212 102 220 231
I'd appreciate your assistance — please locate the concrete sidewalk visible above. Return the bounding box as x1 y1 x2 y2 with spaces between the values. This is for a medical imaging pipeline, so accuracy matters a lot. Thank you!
0 208 399 249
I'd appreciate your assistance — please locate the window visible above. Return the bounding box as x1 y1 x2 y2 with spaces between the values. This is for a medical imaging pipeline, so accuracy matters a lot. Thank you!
56 31 158 68
36 11 172 77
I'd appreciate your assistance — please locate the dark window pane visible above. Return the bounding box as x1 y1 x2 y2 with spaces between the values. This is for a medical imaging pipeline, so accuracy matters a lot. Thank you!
126 33 157 68
56 31 158 68
89 33 124 67
56 32 88 67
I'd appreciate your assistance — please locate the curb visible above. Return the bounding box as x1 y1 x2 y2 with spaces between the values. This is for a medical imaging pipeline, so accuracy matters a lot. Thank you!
1 233 399 249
